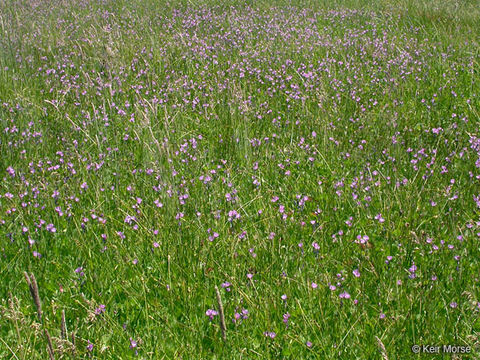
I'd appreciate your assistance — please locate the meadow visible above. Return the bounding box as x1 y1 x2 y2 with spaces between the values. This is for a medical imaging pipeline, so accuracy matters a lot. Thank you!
0 0 479 358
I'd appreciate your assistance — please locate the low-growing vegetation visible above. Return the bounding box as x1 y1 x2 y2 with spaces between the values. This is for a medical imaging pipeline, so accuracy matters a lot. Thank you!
1 0 479 358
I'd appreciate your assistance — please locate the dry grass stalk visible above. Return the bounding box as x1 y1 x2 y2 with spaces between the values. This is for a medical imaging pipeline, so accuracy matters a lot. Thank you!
61 310 67 339
44 329 55 360
71 331 76 357
215 285 226 341
375 336 389 360
24 272 42 322
8 293 24 359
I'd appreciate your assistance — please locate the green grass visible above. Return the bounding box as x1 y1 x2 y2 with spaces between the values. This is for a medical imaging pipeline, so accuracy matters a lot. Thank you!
0 0 479 358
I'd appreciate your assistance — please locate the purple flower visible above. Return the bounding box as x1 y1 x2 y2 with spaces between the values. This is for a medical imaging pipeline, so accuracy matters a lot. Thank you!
124 215 136 224
208 231 219 242
95 304 106 315
46 223 56 233
221 282 231 291
175 212 184 220
408 263 417 278
356 235 369 244
233 309 249 323
228 210 240 221
264 331 276 339
205 309 218 320
353 269 360 278
75 267 84 277
6 166 15 177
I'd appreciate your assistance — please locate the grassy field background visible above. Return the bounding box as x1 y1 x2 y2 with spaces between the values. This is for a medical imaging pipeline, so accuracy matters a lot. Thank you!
1 0 479 358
